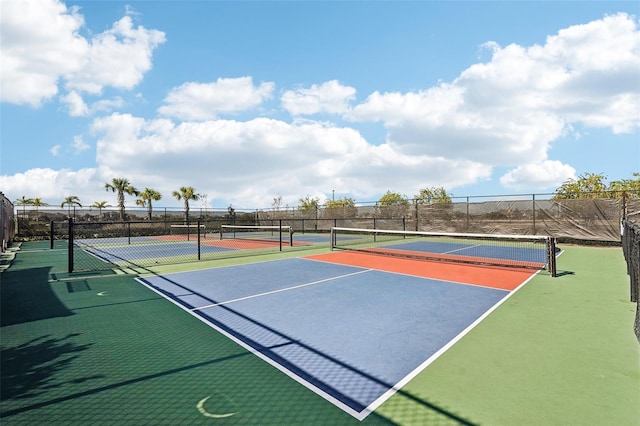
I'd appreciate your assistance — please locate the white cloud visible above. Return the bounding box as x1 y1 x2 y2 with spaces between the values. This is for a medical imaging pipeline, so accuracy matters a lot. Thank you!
348 12 639 169
0 0 165 109
0 0 87 107
157 77 275 121
281 80 356 116
64 15 166 94
92 97 125 114
86 113 491 207
500 161 577 190
60 91 124 116
50 145 62 156
60 91 90 117
72 135 90 153
0 168 98 205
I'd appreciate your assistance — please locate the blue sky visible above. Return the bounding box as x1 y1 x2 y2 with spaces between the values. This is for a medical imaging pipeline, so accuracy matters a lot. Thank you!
1 0 638 209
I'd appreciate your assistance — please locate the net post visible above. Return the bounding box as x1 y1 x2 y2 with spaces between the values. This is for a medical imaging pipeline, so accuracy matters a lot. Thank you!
197 220 201 260
330 227 335 250
548 237 557 277
127 222 131 245
279 219 283 251
50 220 54 249
67 218 74 273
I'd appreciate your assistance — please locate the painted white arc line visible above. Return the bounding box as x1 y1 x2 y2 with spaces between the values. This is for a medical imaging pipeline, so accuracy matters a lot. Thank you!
196 395 236 419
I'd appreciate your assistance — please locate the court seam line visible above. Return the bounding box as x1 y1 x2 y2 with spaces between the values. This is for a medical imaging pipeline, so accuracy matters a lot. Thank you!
191 269 374 310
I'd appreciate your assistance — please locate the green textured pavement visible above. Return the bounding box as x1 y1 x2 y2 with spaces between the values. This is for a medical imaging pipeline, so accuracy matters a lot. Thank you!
1 241 638 425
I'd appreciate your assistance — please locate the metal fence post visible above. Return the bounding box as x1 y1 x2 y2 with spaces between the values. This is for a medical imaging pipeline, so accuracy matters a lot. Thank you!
197 220 201 260
68 218 73 273
466 197 470 231
532 194 536 235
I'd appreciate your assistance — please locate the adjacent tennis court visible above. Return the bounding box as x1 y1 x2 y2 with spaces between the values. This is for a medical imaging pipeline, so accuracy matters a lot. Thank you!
136 232 548 419
72 226 334 268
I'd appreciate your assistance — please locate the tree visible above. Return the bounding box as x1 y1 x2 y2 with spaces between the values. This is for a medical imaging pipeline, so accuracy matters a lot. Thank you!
414 187 452 204
323 197 357 218
91 201 109 220
272 195 283 211
32 197 49 223
14 196 34 218
378 191 409 206
61 195 82 219
105 178 139 221
136 188 162 220
299 196 320 211
608 173 640 197
553 172 640 200
553 173 607 199
172 186 201 222
324 197 355 209
377 191 409 218
227 204 236 221
297 195 320 219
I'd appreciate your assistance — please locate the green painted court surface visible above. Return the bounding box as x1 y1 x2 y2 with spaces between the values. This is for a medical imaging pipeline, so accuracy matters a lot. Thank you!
1 241 639 425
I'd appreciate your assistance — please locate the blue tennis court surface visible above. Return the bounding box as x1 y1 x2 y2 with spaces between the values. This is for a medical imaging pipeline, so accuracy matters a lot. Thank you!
385 240 548 263
136 256 525 419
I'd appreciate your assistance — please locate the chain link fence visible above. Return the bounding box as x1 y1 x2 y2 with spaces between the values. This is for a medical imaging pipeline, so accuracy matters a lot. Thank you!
622 216 640 343
1 192 16 252
12 191 640 274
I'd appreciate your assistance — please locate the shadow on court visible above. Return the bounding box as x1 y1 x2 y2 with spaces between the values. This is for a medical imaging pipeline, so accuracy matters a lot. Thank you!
0 242 482 425
0 267 74 326
140 269 480 425
0 334 100 402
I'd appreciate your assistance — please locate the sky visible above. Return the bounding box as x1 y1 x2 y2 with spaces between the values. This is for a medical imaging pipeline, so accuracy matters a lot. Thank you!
1 0 639 210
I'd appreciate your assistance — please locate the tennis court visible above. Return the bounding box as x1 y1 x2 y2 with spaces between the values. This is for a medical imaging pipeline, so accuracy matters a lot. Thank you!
136 235 549 419
2 231 639 425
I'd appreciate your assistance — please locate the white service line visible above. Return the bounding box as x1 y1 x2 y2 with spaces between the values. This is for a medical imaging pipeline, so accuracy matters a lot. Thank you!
443 244 482 254
191 268 373 311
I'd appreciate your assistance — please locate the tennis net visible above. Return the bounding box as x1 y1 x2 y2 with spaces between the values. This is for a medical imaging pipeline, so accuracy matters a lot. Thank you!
330 227 557 276
220 224 294 246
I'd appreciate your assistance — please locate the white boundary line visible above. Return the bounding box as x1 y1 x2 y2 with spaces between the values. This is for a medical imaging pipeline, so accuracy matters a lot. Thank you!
360 269 541 417
135 255 549 421
135 267 371 420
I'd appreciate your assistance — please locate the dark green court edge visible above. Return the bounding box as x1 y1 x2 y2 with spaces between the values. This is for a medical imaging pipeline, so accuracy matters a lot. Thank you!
1 241 638 425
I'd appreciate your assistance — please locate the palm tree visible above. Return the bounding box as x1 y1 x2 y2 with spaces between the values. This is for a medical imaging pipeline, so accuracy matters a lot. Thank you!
136 188 162 220
105 178 139 221
32 197 49 223
172 186 201 222
91 201 109 220
61 196 82 219
14 196 34 218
